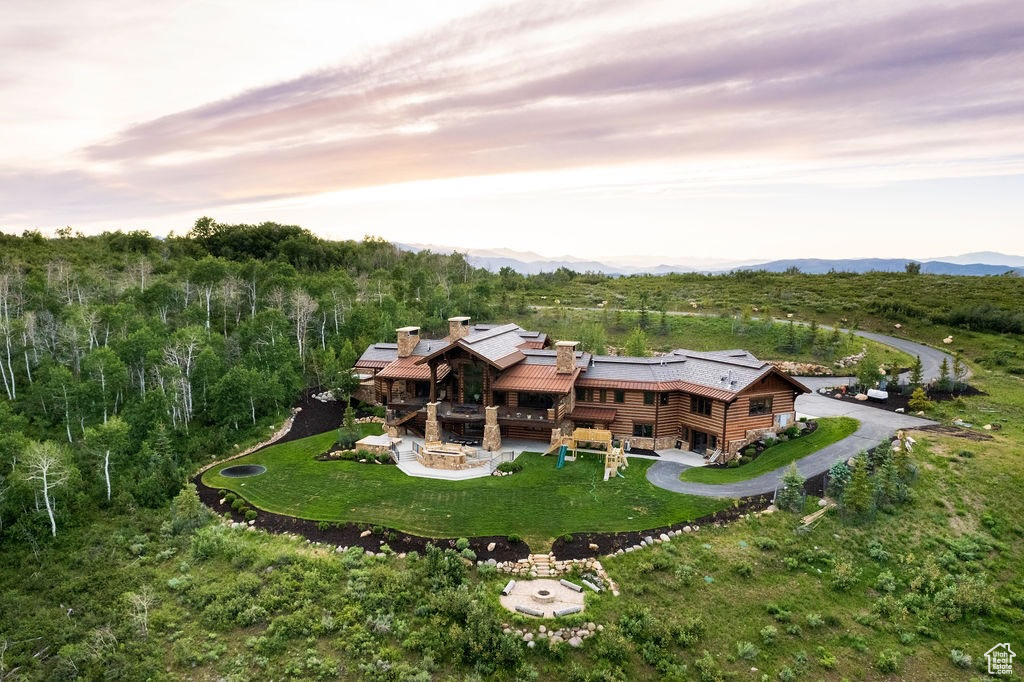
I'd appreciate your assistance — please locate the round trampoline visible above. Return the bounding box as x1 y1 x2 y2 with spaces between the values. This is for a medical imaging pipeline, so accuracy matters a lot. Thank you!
219 464 267 478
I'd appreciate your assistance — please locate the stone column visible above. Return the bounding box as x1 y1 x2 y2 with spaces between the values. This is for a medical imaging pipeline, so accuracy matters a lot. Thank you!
425 401 441 444
482 405 501 451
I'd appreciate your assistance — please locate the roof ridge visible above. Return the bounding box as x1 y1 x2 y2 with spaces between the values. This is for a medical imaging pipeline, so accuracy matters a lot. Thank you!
463 322 521 343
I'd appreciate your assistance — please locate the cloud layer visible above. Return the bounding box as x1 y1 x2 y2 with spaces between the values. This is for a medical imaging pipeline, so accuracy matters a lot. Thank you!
2 0 1023 232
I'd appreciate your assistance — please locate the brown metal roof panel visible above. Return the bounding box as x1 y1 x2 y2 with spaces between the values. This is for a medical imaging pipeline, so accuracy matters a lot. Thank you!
377 356 451 381
568 406 618 422
491 365 578 393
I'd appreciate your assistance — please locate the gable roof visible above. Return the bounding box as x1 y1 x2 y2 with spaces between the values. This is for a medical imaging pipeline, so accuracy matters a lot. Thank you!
576 349 808 401
417 322 530 369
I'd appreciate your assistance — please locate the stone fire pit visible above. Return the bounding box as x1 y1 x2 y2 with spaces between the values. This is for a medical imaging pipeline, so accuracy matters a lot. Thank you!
499 578 585 618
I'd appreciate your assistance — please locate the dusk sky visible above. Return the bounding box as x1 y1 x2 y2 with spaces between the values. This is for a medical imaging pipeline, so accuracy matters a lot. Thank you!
2 0 1023 261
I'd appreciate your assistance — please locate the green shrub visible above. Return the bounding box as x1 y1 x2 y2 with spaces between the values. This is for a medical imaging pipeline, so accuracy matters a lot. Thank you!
231 498 246 511
461 548 477 561
777 666 796 682
805 613 824 628
875 569 897 593
816 646 837 670
735 640 759 661
733 561 754 578
562 533 574 543
244 509 257 522
949 649 973 669
496 460 523 473
785 624 802 637
507 534 522 544
876 648 901 673
829 559 861 591
694 649 723 682
760 625 778 645
455 537 470 551
753 536 778 551
224 492 237 504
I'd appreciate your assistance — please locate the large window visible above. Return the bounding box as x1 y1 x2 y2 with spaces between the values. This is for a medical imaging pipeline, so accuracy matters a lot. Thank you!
599 389 607 403
614 390 626 403
691 397 712 416
643 392 655 405
575 387 592 402
749 396 774 416
632 423 654 438
659 393 670 406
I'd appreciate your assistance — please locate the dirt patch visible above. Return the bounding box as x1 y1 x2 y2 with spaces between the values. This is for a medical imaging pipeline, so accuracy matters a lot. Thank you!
915 424 994 441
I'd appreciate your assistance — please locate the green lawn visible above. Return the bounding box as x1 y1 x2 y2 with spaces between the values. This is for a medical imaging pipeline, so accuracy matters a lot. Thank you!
202 430 732 550
679 416 859 483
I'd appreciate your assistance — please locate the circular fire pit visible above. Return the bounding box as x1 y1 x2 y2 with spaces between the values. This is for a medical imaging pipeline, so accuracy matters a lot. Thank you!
533 588 555 604
219 464 267 478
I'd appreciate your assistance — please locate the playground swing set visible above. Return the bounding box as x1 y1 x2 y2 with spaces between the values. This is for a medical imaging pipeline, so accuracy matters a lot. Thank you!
545 428 628 481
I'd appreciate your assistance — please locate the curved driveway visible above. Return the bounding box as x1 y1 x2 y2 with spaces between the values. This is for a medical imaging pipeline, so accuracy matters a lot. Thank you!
646 331 946 497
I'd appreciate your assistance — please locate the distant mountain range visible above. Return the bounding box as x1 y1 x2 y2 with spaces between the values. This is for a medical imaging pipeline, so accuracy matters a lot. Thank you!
399 243 1024 277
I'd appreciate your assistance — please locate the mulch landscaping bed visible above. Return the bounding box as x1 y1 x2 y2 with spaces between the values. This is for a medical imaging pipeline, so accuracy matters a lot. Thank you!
550 495 774 560
816 384 985 414
273 388 350 445
195 391 774 560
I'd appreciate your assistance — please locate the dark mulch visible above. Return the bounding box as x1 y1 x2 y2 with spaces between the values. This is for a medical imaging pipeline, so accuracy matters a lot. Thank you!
816 384 985 414
193 475 529 562
274 388 348 445
550 495 774 560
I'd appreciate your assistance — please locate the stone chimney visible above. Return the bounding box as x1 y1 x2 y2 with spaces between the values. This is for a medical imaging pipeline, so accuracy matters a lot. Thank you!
448 316 471 341
396 326 420 358
556 340 578 374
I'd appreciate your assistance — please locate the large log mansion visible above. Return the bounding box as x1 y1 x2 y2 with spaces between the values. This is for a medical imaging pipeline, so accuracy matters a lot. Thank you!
354 317 810 460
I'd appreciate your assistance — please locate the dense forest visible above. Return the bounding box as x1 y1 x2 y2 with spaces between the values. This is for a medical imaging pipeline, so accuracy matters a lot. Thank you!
1 223 1022 680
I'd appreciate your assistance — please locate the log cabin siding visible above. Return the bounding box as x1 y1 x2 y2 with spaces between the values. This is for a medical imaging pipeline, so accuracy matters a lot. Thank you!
679 396 727 443
574 390 661 439
725 373 798 442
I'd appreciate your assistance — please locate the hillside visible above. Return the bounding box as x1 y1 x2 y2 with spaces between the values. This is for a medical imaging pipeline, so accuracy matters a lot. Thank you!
1 227 1022 680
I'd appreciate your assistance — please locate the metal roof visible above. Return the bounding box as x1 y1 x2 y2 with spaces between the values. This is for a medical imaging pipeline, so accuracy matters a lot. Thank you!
491 364 579 393
459 323 528 368
568 406 618 422
355 343 398 369
575 349 793 401
376 355 451 382
521 349 592 368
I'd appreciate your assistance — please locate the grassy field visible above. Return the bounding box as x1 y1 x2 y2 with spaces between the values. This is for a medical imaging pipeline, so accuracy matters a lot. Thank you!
203 434 732 550
679 416 859 483
522 307 911 369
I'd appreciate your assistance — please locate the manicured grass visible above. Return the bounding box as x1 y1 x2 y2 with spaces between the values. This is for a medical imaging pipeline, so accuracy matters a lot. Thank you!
203 431 731 550
678 416 859 483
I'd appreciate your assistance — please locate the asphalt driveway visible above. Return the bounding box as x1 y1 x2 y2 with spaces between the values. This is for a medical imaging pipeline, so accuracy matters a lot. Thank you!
646 331 944 498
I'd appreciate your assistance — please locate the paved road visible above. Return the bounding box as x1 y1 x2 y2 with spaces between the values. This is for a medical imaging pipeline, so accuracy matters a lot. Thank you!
852 329 959 385
646 330 945 498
